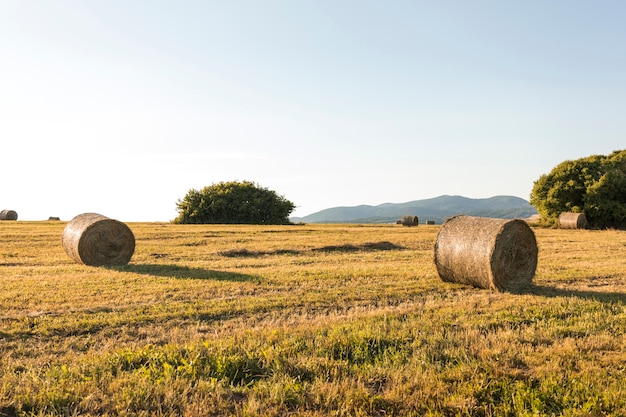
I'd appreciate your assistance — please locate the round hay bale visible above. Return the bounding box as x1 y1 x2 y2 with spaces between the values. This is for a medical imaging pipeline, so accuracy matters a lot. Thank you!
62 213 135 266
401 215 419 227
0 210 18 221
434 215 538 292
558 212 587 229
426 220 435 225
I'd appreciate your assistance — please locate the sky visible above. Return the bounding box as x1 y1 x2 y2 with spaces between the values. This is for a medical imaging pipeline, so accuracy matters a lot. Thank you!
1 1 625 221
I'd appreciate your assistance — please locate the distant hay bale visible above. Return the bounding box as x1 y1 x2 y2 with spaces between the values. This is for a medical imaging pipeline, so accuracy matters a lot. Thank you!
426 220 435 225
401 215 419 227
558 212 587 229
434 215 538 292
48 217 61 221
62 213 135 266
0 210 18 221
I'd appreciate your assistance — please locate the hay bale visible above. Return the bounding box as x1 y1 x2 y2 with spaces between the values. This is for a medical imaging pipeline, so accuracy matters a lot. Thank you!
426 220 435 225
558 212 587 229
0 210 18 221
62 213 135 266
434 215 537 292
401 215 419 227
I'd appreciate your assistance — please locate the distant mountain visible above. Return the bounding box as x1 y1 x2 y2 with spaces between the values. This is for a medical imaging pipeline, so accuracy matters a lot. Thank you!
290 195 537 224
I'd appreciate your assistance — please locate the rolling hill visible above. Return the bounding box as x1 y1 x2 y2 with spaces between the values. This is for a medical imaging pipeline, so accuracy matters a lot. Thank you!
290 195 538 224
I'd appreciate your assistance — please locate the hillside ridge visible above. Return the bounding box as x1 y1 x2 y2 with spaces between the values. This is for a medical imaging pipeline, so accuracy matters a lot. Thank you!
290 195 537 224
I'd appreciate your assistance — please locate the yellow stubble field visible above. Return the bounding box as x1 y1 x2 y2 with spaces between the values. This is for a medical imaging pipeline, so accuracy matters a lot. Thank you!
1 220 625 416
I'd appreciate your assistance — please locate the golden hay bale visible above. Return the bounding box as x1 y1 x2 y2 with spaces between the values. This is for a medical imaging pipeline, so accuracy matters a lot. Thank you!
62 213 135 266
401 215 419 227
0 210 18 221
434 215 538 292
558 212 587 229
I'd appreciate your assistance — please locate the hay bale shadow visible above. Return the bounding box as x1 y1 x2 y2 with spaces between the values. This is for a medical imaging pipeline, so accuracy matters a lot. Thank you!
107 264 259 282
525 283 626 304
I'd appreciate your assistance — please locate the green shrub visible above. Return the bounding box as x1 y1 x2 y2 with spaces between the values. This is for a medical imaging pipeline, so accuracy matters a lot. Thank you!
174 180 296 224
530 150 626 228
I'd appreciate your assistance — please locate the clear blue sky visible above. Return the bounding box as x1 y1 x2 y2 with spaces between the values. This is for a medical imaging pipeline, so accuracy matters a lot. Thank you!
1 1 625 221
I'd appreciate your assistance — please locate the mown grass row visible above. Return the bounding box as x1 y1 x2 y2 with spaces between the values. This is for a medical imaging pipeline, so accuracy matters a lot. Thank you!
0 222 625 416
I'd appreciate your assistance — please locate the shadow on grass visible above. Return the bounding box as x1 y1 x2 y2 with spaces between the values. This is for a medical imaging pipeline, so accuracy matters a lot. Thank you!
107 264 259 282
218 241 406 257
526 283 626 304
312 241 406 253
218 248 301 258
0 405 17 417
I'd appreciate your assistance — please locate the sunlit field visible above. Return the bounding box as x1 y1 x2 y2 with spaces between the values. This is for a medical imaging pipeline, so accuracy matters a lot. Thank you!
1 221 626 416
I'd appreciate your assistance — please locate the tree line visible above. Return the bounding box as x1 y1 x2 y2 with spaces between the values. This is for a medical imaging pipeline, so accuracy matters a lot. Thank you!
530 149 626 229
173 149 626 229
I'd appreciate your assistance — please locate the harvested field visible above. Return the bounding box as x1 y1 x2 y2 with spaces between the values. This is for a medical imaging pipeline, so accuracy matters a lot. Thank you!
1 222 626 415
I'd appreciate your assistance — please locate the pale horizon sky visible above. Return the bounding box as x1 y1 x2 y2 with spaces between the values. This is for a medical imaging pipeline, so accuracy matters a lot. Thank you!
2 1 625 221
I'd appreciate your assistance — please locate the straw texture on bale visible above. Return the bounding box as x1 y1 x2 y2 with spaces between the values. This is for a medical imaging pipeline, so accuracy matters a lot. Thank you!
434 215 538 292
62 213 135 266
0 210 18 221
401 215 419 227
558 212 587 229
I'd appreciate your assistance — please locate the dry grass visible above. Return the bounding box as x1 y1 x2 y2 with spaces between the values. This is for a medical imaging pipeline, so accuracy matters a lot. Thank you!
1 221 626 415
